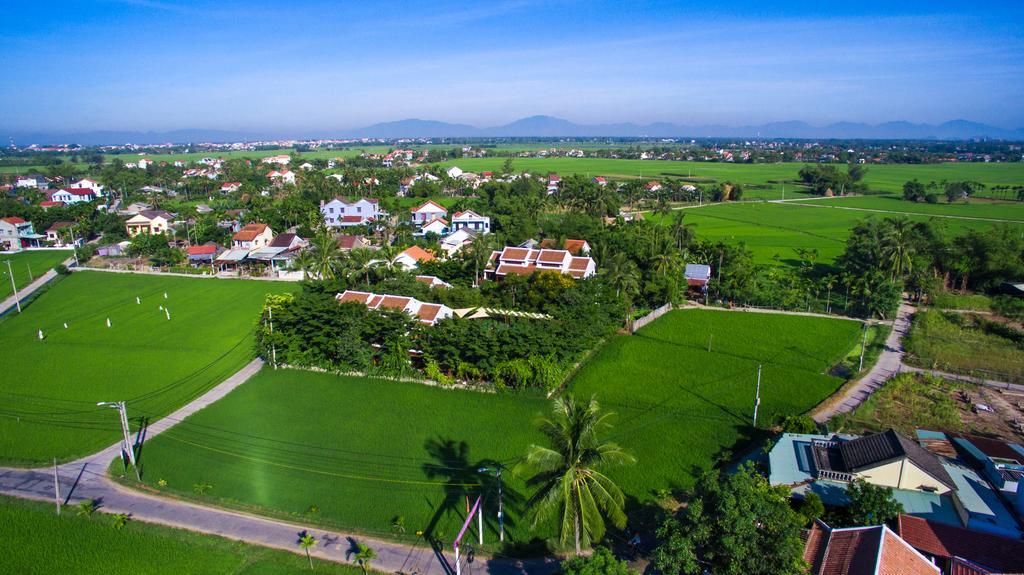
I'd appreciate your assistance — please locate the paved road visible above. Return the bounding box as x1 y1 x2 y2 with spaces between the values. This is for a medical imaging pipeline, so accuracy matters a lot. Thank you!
813 301 916 422
0 357 556 575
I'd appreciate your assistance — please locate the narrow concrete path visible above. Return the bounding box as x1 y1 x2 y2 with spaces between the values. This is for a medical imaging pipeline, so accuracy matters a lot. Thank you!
682 301 870 323
0 253 75 316
0 357 557 575
813 301 915 422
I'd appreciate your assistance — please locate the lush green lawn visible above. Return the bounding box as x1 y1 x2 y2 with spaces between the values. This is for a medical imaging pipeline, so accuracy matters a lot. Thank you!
127 369 550 546
0 272 296 466
0 495 365 575
127 309 859 547
569 309 861 496
0 249 73 301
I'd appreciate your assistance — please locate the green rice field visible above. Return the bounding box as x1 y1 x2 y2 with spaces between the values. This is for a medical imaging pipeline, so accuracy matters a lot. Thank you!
0 249 73 301
125 309 860 545
0 495 365 575
0 272 296 466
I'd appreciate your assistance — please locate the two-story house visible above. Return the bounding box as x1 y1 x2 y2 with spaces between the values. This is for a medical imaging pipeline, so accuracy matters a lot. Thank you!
232 223 274 250
49 188 98 205
451 210 490 234
15 175 48 189
410 200 448 225
125 210 175 237
0 217 44 250
320 197 382 228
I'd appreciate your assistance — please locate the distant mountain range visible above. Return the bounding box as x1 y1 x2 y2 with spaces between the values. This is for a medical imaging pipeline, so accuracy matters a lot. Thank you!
7 116 1023 145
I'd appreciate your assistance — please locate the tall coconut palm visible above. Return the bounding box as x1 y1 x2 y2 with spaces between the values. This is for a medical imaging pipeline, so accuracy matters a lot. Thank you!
467 233 495 286
602 252 640 298
347 247 375 285
880 218 915 280
293 249 318 280
310 228 342 280
516 395 634 555
668 212 694 250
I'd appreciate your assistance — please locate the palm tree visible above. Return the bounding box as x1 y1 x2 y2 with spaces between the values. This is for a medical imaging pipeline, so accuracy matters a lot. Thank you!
299 532 317 570
353 542 376 575
516 395 635 555
310 228 342 280
880 218 915 280
668 212 693 250
467 233 495 286
602 253 640 299
293 249 318 280
347 247 375 285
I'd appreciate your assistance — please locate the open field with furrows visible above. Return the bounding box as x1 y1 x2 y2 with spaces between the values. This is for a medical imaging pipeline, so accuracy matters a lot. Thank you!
650 200 1016 265
440 157 1024 197
124 368 550 547
0 495 366 575
569 309 862 496
123 309 859 547
0 272 296 466
787 195 1024 222
0 249 73 301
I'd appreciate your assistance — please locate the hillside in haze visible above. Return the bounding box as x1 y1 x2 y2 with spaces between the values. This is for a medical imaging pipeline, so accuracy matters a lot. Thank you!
7 116 1023 145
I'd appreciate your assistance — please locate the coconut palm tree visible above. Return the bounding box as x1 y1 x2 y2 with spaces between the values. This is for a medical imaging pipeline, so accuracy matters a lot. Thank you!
668 212 694 250
516 395 634 555
310 228 342 280
880 218 915 280
293 249 318 280
347 247 375 285
467 233 495 286
299 532 317 570
353 542 376 575
602 253 640 298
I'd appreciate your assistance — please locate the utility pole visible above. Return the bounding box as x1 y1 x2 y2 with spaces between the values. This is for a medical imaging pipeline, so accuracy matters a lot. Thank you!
478 466 504 542
6 260 21 313
98 401 140 480
858 323 869 372
27 263 33 282
53 458 61 515
752 364 762 428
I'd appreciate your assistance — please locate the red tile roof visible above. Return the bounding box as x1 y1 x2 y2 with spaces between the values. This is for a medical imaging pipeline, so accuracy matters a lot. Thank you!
336 291 372 305
417 303 444 323
337 235 365 249
499 246 531 262
378 295 413 310
539 238 588 255
496 263 537 276
897 514 1024 573
411 200 447 213
398 245 435 263
536 249 569 264
804 521 938 575
187 244 218 255
1 216 26 224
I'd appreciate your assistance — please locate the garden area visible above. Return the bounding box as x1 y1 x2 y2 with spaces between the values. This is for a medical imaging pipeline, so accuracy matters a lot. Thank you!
830 373 970 436
0 495 365 575
0 271 296 466
903 309 1024 383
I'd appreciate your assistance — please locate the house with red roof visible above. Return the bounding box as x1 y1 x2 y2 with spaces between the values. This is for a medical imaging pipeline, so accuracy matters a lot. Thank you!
411 200 448 225
336 290 452 326
487 246 596 279
49 187 97 205
393 245 436 271
803 519 939 575
320 197 382 228
592 176 607 186
261 154 291 165
896 514 1024 575
232 223 274 250
220 182 242 193
538 238 591 256
186 243 221 265
451 210 490 234
0 216 45 250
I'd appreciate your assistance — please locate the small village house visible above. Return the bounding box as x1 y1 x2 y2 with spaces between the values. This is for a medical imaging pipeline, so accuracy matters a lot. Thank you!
0 217 45 250
125 210 175 237
410 200 447 225
231 223 274 250
450 210 490 234
336 290 452 326
320 197 382 228
393 245 436 271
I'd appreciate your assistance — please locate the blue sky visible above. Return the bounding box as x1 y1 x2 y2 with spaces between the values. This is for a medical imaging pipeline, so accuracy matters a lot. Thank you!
1 1 1022 133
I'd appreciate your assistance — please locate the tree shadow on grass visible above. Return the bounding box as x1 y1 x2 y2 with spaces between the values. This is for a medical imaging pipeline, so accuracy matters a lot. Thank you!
421 437 525 548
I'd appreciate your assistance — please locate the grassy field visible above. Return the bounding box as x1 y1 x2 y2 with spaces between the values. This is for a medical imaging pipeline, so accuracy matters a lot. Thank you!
653 200 1013 265
0 249 73 300
904 309 1024 383
125 369 550 546
569 309 862 496
930 292 993 311
440 157 1024 195
127 309 860 547
0 495 365 575
0 272 296 466
789 195 1024 222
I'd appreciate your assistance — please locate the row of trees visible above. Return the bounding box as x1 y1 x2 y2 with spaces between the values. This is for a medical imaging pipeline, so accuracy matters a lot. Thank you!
902 179 985 203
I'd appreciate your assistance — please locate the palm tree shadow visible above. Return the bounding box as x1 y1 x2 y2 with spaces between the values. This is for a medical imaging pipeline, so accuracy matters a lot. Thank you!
421 437 524 544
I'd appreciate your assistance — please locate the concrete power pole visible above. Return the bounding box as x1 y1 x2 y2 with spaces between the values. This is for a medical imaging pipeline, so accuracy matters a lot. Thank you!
752 364 762 428
6 260 21 313
98 401 140 480
53 458 61 515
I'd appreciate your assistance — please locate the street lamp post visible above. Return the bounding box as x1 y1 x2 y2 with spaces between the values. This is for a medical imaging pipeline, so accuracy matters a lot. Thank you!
478 466 504 543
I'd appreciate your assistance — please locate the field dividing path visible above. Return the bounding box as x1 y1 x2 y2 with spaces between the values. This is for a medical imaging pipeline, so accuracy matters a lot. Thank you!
0 357 557 575
813 302 915 422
